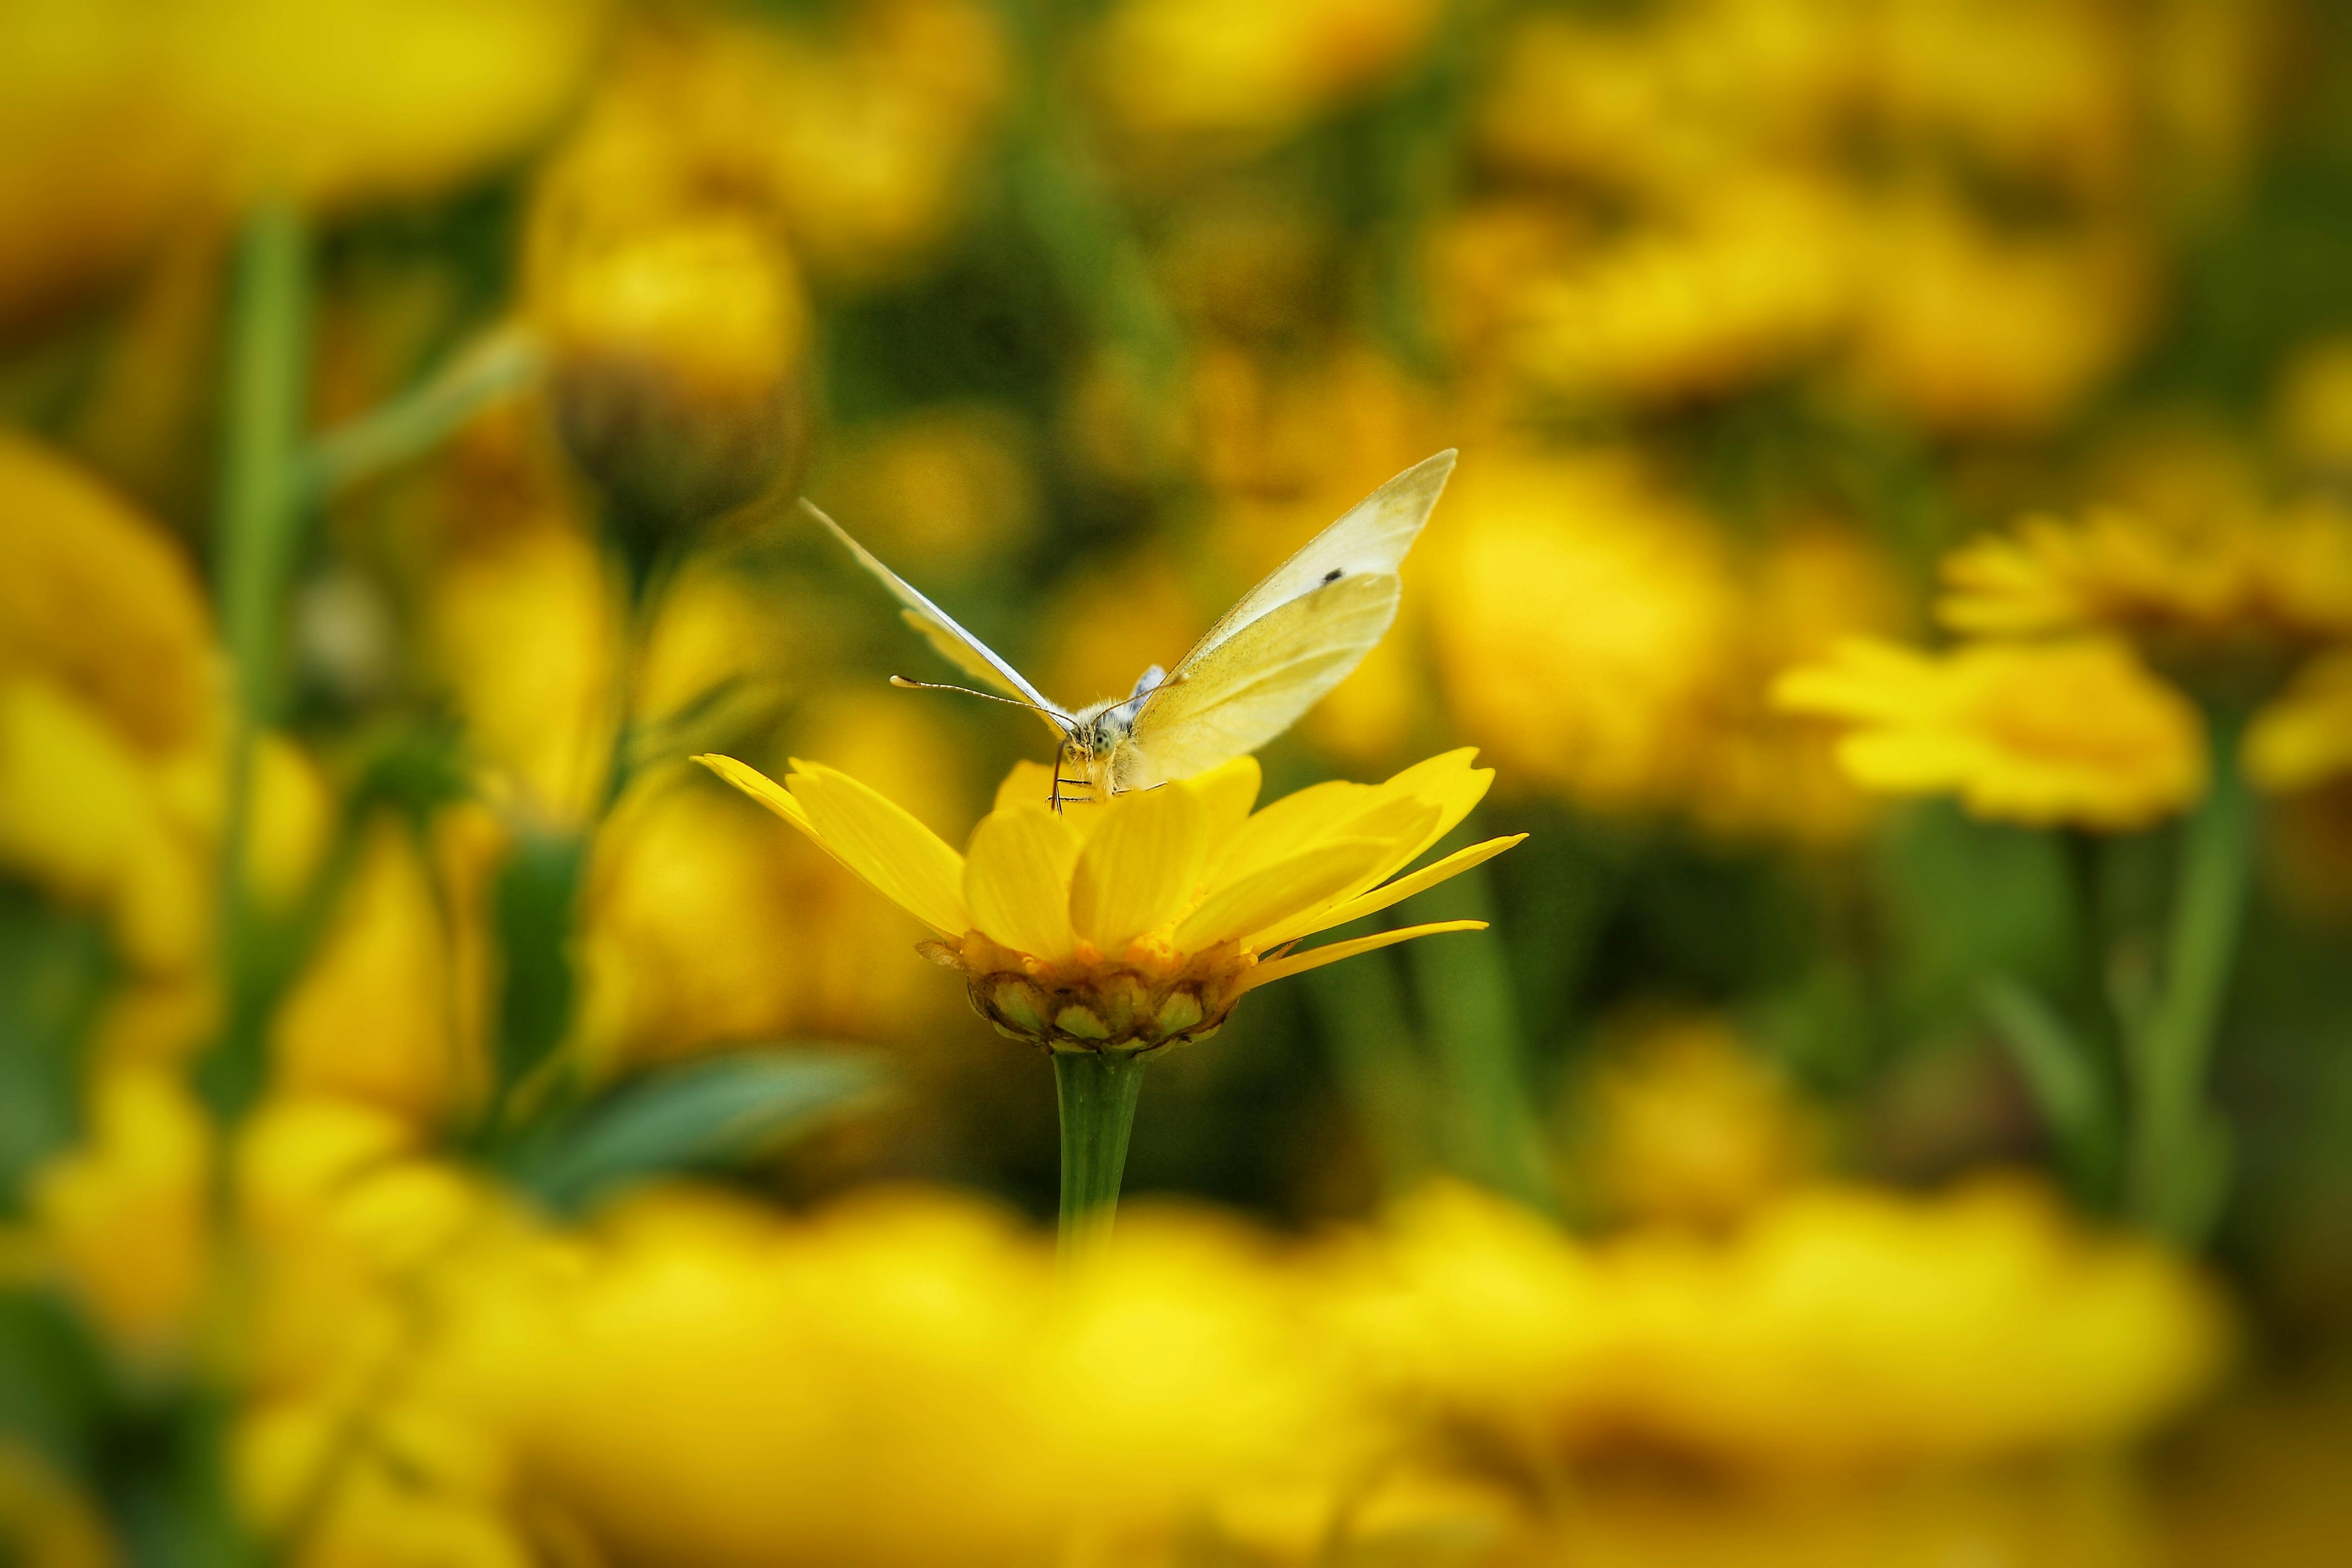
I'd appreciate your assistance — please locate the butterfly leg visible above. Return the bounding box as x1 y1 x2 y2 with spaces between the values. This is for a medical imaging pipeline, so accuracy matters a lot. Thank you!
1049 736 1068 814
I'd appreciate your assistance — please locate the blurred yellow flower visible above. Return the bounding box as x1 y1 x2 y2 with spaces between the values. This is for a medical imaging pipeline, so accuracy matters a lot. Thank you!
2244 649 2352 792
697 750 1517 1053
0 0 608 329
0 433 217 758
1870 0 2136 198
573 778 827 1076
2275 333 2352 475
27 1067 213 1362
1846 197 2149 436
1507 174 1861 405
1427 451 1742 813
577 692 969 1076
0 675 211 978
536 212 812 531
268 815 490 1127
0 1441 114 1568
1939 501 2352 650
1775 636 2207 829
531 2 1006 287
813 406 1041 574
1578 1015 1820 1229
429 522 620 831
1321 1176 2229 1476
1087 0 1440 153
421 1187 1378 1565
228 1095 544 1563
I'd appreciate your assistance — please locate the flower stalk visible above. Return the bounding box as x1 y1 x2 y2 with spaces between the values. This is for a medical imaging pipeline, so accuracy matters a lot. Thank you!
1054 1050 1147 1274
2125 716 2255 1245
210 199 312 1118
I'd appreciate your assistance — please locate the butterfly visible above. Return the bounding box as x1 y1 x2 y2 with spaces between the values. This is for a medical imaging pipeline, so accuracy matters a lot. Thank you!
808 449 1457 810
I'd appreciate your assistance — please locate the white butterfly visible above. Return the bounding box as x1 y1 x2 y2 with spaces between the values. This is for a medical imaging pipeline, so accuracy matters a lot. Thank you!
807 449 1457 809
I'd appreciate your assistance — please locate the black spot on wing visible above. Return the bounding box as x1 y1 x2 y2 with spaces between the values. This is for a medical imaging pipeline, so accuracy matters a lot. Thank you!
1321 568 1344 583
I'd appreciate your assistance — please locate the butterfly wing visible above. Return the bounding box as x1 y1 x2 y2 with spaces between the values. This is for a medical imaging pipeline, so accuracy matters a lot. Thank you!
1122 450 1455 786
1122 571 1401 787
1176 449 1455 669
804 500 1072 731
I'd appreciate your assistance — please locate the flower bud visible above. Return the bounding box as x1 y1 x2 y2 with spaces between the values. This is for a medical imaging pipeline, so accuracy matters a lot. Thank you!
539 216 812 541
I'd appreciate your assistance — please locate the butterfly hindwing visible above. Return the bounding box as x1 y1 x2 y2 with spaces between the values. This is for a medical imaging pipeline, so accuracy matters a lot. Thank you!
802 500 1071 731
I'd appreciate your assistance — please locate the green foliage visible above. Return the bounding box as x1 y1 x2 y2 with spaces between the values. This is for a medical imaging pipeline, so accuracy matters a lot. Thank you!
0 885 107 1214
501 1047 886 1213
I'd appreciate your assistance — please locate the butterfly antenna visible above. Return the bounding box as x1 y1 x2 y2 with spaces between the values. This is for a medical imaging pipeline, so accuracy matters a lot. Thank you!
888 676 1075 733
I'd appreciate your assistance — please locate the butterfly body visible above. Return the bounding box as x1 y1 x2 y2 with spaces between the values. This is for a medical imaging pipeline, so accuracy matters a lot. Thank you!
811 450 1457 808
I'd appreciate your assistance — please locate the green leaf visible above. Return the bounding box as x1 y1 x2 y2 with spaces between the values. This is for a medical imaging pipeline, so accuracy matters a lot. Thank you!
0 885 110 1212
1979 974 2119 1206
0 1289 110 1475
1399 838 1555 1213
492 828 590 1097
505 1048 886 1212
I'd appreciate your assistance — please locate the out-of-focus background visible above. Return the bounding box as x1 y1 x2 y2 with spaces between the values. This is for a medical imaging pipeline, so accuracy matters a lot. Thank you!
3 0 2351 1563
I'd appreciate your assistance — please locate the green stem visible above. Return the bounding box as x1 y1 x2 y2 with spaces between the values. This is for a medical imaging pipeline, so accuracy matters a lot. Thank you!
1303 956 1430 1197
208 200 311 1119
2125 722 2256 1245
1054 1049 1146 1274
995 1 1181 394
1403 851 1554 1213
299 328 540 502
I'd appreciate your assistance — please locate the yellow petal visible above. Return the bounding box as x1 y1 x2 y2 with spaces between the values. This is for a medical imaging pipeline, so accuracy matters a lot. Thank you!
782 760 970 938
1265 834 1528 946
1069 784 1208 952
994 761 1057 813
1172 835 1395 951
995 760 1107 842
1352 748 1493 865
696 754 811 831
964 804 1081 960
1318 797 1441 901
1212 779 1369 886
1239 921 1489 993
1187 755 1262 843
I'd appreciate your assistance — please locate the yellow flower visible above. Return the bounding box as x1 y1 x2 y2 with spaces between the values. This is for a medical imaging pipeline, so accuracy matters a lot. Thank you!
429 521 621 831
695 750 1521 1053
27 1067 214 1363
2276 333 2352 475
1503 173 1862 405
529 3 1006 287
1086 0 1441 152
1846 196 2149 436
1774 636 2207 829
535 211 813 531
1577 1014 1820 1229
1426 450 1743 812
2245 649 2352 792
267 815 491 1127
1938 501 2352 650
0 431 217 759
0 0 608 330
0 1440 114 1568
1318 1176 2229 1477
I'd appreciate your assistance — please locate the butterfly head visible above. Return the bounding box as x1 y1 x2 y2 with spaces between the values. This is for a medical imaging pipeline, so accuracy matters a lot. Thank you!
1052 666 1168 808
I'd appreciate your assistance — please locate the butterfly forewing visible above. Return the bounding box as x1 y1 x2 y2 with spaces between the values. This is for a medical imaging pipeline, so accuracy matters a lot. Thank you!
802 500 1072 731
